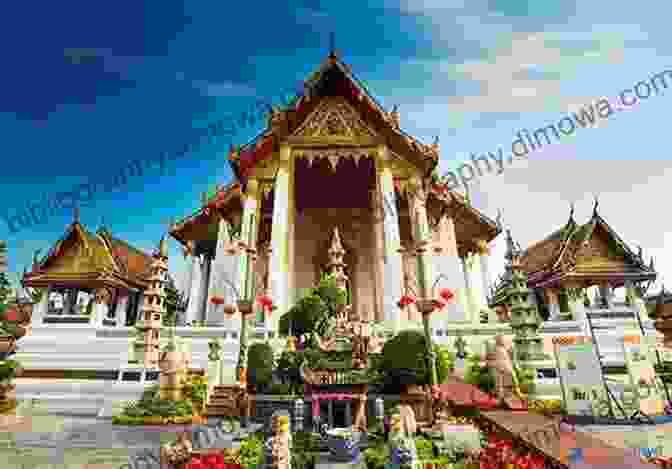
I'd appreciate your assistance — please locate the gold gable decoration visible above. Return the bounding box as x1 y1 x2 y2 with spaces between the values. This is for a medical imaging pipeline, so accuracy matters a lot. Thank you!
293 148 378 172
292 97 377 139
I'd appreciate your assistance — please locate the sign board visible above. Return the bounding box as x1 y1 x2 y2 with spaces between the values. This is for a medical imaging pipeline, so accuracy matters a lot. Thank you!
552 336 605 416
621 335 665 415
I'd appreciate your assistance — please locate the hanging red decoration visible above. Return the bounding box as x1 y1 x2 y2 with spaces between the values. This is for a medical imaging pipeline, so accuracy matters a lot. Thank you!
209 296 225 306
397 294 416 308
256 294 275 313
438 288 455 304
3 309 18 322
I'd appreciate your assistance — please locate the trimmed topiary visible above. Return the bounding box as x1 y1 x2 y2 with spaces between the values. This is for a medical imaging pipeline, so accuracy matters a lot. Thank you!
381 330 430 385
247 342 274 391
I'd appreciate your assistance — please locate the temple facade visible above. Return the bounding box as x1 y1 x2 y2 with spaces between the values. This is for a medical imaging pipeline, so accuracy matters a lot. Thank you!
21 211 158 328
169 52 500 335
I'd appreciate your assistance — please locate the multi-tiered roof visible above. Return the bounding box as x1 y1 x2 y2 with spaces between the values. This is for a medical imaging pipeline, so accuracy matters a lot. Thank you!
22 212 156 291
169 52 500 257
489 203 656 306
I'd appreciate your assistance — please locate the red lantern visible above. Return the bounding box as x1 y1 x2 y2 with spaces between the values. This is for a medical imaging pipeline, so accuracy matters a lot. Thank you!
439 288 455 304
397 294 416 308
210 296 225 306
256 294 274 313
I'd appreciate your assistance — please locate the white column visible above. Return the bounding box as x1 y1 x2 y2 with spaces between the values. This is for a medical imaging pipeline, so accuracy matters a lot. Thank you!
466 252 488 325
93 290 110 327
186 255 203 325
461 257 474 314
480 253 491 297
431 215 469 322
32 287 49 325
377 146 404 333
200 255 212 322
269 149 291 332
115 292 129 327
207 218 235 326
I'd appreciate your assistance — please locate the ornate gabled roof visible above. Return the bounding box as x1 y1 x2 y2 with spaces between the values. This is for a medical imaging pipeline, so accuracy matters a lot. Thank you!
536 207 651 278
489 205 655 304
98 228 154 280
170 54 495 246
227 53 439 180
23 219 154 290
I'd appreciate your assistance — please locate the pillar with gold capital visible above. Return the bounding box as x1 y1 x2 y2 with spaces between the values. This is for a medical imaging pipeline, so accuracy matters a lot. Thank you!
376 145 405 334
269 145 291 333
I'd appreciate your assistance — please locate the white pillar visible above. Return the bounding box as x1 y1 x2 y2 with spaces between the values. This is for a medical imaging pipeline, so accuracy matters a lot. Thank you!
200 255 212 322
115 292 129 327
480 253 491 297
32 287 49 325
269 150 291 332
207 218 235 326
431 215 469 322
377 146 404 333
466 252 488 325
92 289 110 327
186 255 203 325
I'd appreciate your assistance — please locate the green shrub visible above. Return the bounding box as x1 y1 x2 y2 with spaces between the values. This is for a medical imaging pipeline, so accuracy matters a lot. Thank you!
363 444 389 469
382 330 429 384
435 345 455 384
182 375 208 413
120 392 194 418
239 432 265 469
465 354 494 394
247 342 274 390
414 437 434 460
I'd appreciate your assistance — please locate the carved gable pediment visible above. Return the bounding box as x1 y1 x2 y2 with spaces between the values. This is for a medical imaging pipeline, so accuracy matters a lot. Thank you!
574 228 628 271
293 97 377 139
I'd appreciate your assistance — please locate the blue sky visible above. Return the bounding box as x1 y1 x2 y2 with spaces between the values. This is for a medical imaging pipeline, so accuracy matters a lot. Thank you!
1 0 671 296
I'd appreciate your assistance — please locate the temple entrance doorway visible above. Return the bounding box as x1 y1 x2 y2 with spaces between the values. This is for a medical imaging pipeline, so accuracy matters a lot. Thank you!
293 154 380 321
319 399 351 428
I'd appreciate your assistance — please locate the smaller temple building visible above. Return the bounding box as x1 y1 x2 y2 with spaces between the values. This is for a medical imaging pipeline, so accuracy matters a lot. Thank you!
22 211 158 328
489 202 657 323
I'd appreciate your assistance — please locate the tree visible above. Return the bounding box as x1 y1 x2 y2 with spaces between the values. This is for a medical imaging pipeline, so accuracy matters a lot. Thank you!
163 274 184 326
279 272 346 338
0 242 10 316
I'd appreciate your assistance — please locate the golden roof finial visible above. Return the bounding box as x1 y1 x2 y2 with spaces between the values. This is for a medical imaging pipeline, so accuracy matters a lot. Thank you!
74 205 80 224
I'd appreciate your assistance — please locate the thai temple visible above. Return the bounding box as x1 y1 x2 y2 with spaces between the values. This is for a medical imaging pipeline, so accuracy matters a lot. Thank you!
11 51 664 406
